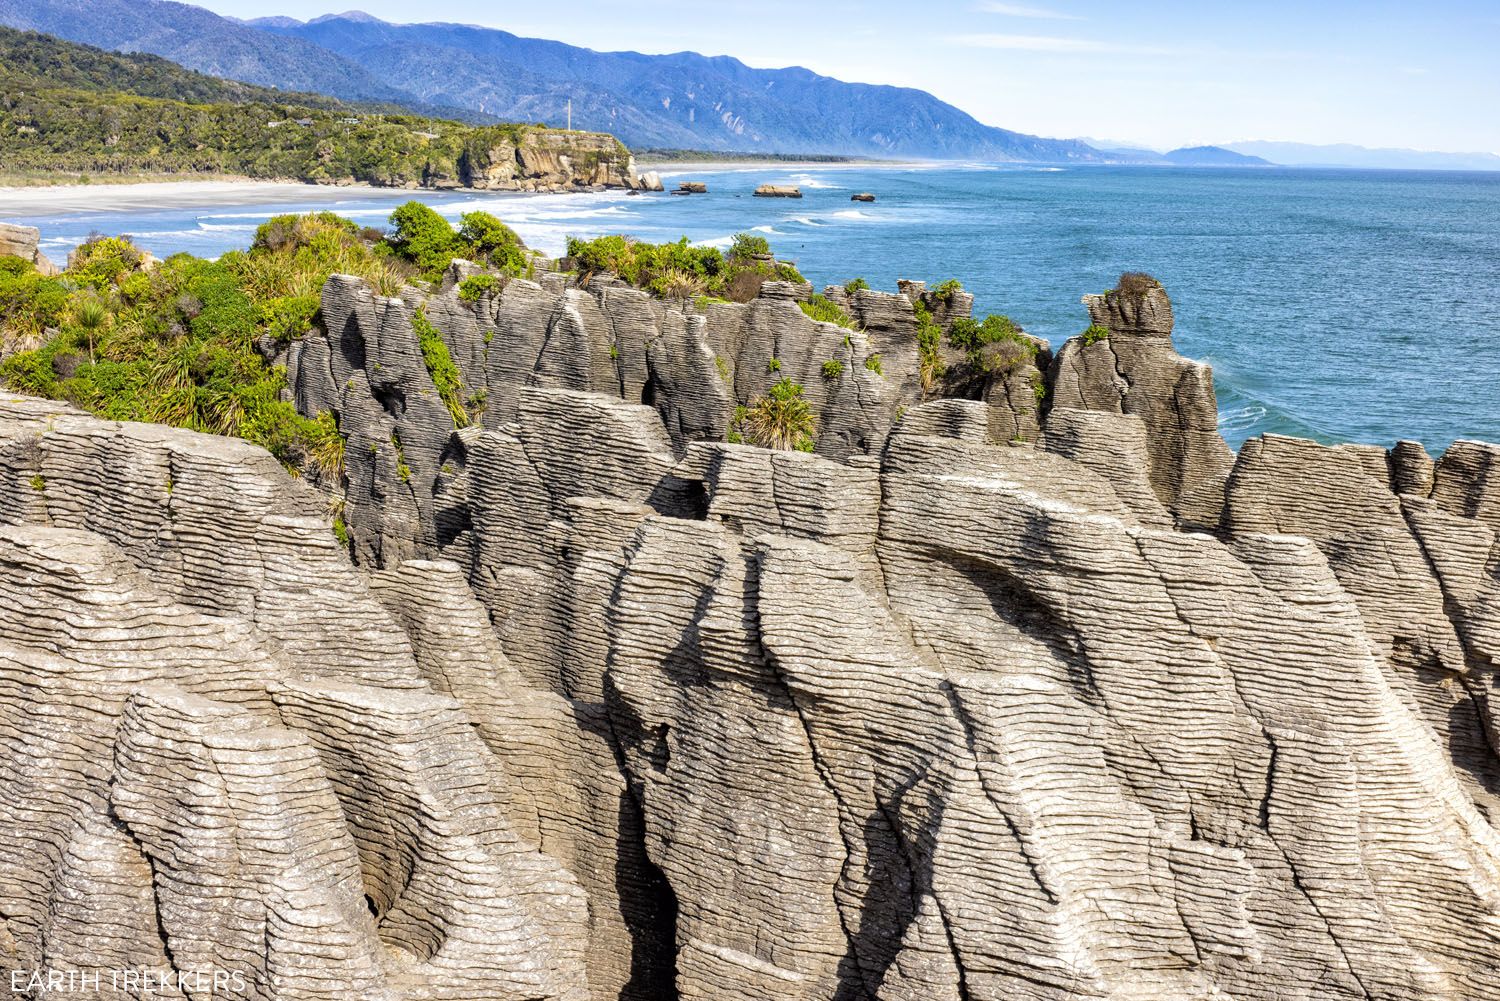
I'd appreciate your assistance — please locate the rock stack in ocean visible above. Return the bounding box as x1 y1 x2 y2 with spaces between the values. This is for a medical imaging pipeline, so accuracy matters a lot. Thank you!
2 264 1500 1000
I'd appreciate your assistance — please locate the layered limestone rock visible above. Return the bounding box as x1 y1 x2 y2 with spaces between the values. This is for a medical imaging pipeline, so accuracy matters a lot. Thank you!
3 262 1500 1001
0 396 596 1000
1049 274 1233 528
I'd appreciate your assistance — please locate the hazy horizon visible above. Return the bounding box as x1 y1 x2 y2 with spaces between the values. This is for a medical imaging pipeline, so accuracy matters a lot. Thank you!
189 0 1500 156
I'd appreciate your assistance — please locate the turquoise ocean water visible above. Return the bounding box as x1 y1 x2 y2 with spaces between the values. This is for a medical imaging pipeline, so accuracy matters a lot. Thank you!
5 164 1498 451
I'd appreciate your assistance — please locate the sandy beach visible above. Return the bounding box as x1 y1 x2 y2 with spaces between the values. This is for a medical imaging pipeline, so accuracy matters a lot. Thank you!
0 179 417 218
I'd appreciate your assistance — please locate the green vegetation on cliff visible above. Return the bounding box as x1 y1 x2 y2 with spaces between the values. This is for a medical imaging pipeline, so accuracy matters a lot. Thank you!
565 233 804 302
729 378 816 452
0 214 410 473
0 27 628 185
0 201 543 476
387 202 531 281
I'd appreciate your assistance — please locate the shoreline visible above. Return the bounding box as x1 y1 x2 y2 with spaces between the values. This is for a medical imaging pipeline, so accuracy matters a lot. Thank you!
641 158 940 175
0 178 574 219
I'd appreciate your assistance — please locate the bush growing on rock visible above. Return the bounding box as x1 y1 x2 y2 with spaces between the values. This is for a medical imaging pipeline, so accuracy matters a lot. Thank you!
565 233 804 303
799 294 857 329
1082 323 1111 345
729 233 771 259
729 377 816 452
1115 271 1158 299
458 274 500 303
386 202 532 282
931 278 964 301
411 309 472 427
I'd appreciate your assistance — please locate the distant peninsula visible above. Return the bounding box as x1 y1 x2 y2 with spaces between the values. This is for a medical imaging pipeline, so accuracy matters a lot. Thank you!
0 27 650 192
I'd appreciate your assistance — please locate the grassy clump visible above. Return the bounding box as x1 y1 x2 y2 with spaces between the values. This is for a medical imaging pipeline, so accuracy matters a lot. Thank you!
799 294 857 329
914 301 945 395
729 377 816 452
1115 271 1158 299
821 359 844 381
864 353 883 376
565 232 804 301
1082 324 1110 346
410 308 471 427
844 277 869 294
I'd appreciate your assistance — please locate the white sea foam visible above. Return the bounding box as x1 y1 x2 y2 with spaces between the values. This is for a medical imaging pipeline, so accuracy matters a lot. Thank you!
788 173 838 189
1216 405 1267 434
831 209 875 220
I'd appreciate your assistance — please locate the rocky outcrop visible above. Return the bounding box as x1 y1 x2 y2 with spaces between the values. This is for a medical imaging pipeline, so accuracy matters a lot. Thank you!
3 265 1500 1000
753 184 803 198
459 129 649 192
1049 274 1233 527
0 395 595 1000
0 221 59 275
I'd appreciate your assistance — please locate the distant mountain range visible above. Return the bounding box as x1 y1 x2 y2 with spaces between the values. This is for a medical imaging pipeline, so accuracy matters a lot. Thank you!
0 0 1108 162
0 1 1490 170
1083 142 1273 167
1221 141 1500 172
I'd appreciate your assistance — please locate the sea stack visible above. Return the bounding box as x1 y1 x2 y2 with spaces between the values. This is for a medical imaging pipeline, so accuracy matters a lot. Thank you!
851 192 876 202
754 184 803 198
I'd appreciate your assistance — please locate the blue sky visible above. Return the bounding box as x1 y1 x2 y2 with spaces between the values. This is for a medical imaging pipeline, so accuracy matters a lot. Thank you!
195 0 1500 153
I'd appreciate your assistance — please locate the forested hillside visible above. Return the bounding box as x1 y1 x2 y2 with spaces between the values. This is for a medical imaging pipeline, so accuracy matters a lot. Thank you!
0 27 633 188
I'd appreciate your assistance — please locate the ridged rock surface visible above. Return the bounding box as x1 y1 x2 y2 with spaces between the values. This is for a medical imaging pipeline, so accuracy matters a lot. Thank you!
2 267 1500 1000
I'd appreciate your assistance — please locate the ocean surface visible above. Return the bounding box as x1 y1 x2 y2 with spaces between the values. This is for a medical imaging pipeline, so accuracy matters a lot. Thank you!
4 165 1498 452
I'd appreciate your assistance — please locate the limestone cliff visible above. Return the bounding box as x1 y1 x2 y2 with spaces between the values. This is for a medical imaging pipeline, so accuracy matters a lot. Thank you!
2 265 1500 1001
449 129 648 193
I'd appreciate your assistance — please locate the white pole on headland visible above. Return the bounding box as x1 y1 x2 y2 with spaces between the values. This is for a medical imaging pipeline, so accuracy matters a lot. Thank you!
567 99 572 131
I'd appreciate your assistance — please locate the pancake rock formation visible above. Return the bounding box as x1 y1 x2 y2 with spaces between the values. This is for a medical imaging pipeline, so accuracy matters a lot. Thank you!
2 268 1500 1000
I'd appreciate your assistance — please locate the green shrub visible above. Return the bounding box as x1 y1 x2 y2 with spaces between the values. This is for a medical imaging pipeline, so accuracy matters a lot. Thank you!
387 202 460 279
731 378 816 451
458 274 500 302
260 294 321 345
821 359 844 381
1082 324 1110 345
844 277 869 294
767 357 781 372
69 235 143 289
566 232 805 302
799 294 857 329
457 212 529 276
931 278 964 301
729 233 771 259
864 354 883 376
